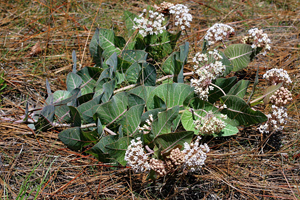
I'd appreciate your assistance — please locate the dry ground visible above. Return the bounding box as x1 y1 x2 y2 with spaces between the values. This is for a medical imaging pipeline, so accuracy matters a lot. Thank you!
0 0 299 199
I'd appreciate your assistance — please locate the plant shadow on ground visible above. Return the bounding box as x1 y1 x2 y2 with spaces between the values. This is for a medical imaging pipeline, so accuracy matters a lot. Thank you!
0 0 300 199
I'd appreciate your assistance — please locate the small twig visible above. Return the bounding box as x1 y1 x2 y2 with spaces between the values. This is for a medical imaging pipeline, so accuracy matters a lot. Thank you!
281 168 297 199
189 108 208 119
52 123 117 135
210 83 226 96
145 145 154 154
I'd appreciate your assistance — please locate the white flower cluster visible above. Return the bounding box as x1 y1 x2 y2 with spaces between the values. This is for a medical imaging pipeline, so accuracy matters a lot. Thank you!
259 68 292 134
194 111 227 135
153 2 192 31
258 105 288 134
125 137 211 175
138 114 153 134
191 50 226 100
124 137 150 173
242 28 271 56
263 68 292 86
204 23 235 46
133 9 166 37
182 136 210 172
269 87 292 106
169 4 193 30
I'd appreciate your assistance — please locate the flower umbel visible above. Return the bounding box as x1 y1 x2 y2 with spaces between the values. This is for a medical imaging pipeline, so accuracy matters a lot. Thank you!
269 87 292 107
125 137 150 173
169 4 193 30
242 28 271 56
182 136 209 172
258 105 288 134
133 9 166 37
204 23 235 46
263 68 292 86
194 111 227 135
191 50 226 100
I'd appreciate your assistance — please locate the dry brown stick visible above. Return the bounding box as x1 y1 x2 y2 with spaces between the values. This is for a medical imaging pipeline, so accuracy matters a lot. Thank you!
281 168 297 199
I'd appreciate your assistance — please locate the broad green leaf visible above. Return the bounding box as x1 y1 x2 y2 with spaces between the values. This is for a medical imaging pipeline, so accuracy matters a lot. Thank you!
98 28 121 58
144 31 181 61
221 95 268 126
152 106 179 136
129 85 155 102
187 97 218 112
137 62 156 86
128 93 145 108
119 104 144 135
67 72 82 92
125 62 141 84
219 51 233 75
146 83 194 110
123 11 137 36
81 130 98 144
89 28 103 67
161 42 189 77
93 135 118 153
41 105 55 123
227 80 250 98
77 95 102 124
87 135 118 162
181 110 238 136
208 77 237 103
105 136 132 166
224 44 252 71
55 105 71 123
93 92 128 125
106 52 118 77
77 67 102 95
101 79 115 103
46 79 52 96
77 93 94 105
53 88 80 106
153 95 166 109
172 115 181 132
52 90 70 104
154 131 194 154
72 50 77 73
96 118 103 137
121 50 147 64
58 127 84 151
162 53 175 75
181 109 208 135
179 42 189 63
98 68 111 81
114 36 126 49
34 105 55 131
141 108 165 123
217 123 239 137
116 71 125 85
68 106 81 127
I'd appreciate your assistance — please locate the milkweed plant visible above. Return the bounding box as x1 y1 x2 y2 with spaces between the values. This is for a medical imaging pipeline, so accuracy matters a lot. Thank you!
21 2 292 178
